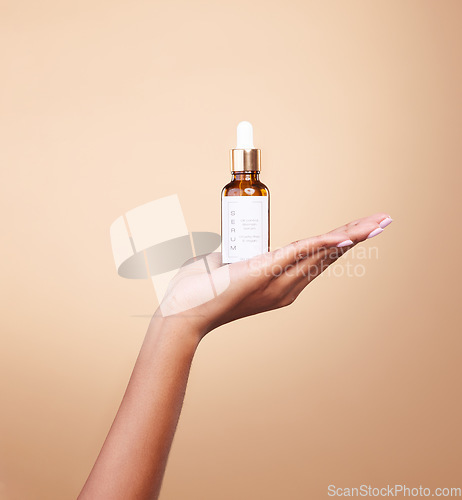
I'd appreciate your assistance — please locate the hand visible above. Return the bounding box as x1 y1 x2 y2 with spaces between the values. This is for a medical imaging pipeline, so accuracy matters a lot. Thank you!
157 213 393 339
80 212 393 500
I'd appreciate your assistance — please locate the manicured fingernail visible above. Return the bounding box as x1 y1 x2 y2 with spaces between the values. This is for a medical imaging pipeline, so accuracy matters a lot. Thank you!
379 217 393 229
367 227 384 239
337 239 354 248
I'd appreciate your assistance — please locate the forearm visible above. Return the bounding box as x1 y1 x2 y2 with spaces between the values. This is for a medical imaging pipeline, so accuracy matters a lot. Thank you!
79 313 201 500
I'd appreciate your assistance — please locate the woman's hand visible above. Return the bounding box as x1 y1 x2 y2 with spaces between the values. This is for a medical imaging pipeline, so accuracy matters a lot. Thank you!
80 212 393 500
158 213 393 339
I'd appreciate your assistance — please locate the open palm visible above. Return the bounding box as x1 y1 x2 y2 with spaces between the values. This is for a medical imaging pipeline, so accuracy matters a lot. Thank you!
157 213 392 338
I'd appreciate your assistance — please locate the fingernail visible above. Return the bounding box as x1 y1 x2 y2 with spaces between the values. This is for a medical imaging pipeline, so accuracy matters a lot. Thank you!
379 217 393 229
367 227 384 239
337 239 354 248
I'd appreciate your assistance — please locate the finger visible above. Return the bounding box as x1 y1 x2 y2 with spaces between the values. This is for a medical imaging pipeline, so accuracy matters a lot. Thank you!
272 243 346 295
327 212 392 236
251 212 392 277
272 213 393 295
335 213 393 246
248 232 352 279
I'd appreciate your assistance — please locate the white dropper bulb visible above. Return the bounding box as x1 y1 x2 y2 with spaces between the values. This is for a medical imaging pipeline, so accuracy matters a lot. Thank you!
236 121 254 149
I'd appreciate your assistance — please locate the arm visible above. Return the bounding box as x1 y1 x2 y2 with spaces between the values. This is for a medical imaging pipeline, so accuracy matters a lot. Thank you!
79 213 393 499
78 313 201 500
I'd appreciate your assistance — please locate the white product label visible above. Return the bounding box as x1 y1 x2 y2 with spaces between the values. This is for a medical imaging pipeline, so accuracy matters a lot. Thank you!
221 195 269 264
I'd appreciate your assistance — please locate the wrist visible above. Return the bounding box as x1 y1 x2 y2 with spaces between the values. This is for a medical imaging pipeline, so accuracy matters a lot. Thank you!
150 308 206 347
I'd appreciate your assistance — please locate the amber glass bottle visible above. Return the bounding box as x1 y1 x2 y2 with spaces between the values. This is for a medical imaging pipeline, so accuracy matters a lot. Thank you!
221 122 270 264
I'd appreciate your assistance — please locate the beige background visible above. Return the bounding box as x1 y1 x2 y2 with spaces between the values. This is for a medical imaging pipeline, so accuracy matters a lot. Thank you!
1 1 461 498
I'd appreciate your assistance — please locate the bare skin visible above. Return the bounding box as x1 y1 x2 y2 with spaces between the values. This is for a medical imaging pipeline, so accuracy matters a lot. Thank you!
78 212 392 500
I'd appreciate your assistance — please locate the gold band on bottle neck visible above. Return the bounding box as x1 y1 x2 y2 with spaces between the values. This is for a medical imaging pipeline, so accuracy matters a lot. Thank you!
229 149 261 172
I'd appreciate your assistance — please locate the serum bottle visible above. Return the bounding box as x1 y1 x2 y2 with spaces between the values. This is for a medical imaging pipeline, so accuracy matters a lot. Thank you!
221 121 270 264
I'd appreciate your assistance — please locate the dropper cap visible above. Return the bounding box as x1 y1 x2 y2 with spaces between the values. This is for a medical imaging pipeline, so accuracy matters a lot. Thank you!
237 121 254 148
230 121 261 172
